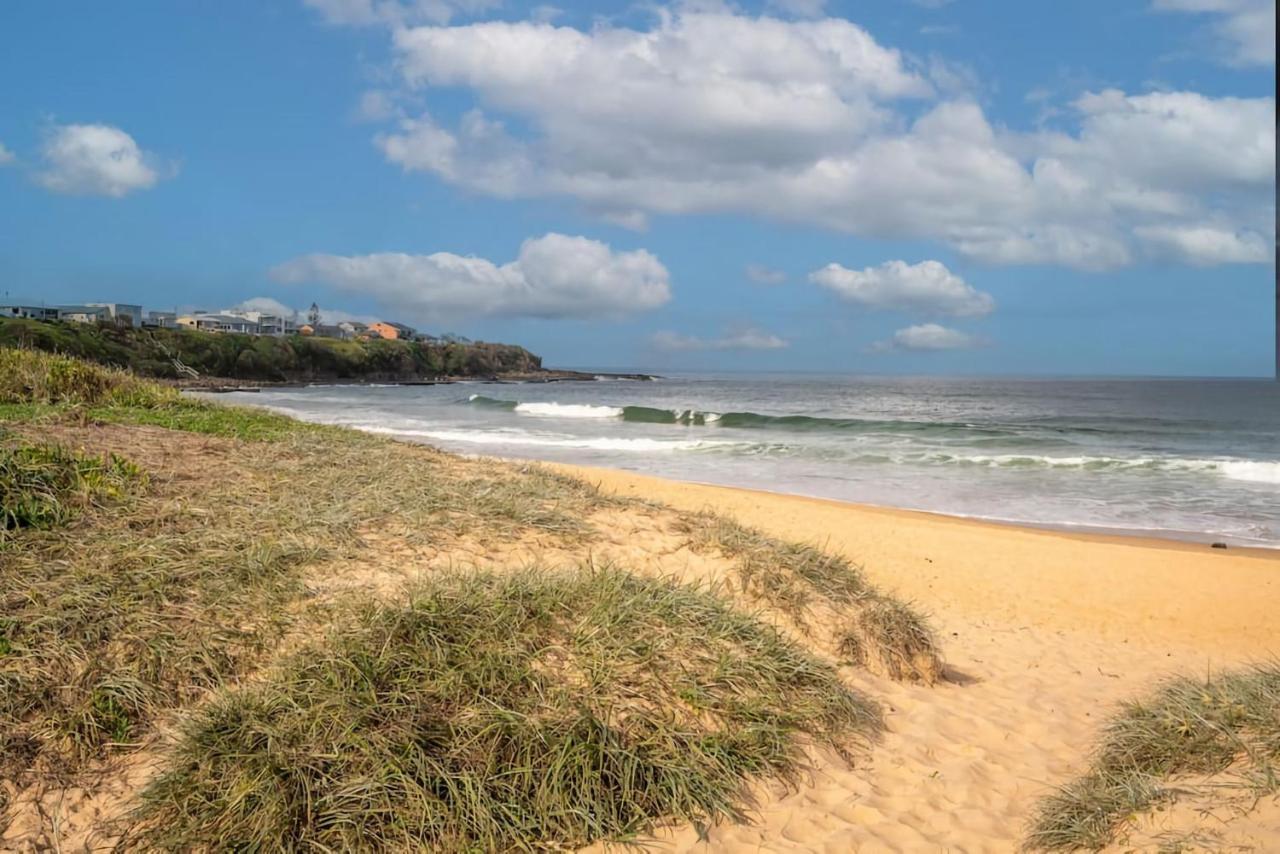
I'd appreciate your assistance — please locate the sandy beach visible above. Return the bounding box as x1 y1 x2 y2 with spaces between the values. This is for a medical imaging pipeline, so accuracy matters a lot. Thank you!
2 377 1277 850
556 463 1280 851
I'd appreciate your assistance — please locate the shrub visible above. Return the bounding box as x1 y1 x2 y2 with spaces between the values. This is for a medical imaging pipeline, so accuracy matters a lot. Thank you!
133 568 882 851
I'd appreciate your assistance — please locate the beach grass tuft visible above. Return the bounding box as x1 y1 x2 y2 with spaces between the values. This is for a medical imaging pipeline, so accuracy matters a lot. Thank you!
1025 664 1280 851
1 443 144 539
0 347 174 408
681 513 943 683
132 567 881 851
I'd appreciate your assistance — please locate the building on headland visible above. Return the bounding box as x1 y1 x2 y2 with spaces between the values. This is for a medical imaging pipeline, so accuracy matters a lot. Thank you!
366 321 418 340
1 298 427 343
57 305 114 324
84 303 144 327
145 311 179 329
225 309 296 336
338 321 369 337
0 303 61 321
298 323 353 339
177 313 259 335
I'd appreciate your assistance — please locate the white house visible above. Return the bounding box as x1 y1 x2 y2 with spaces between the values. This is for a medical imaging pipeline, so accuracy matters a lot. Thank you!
0 304 60 321
84 303 144 327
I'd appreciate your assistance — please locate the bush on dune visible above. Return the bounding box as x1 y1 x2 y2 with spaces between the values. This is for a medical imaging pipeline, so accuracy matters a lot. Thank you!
133 568 883 851
0 348 174 407
1026 664 1280 851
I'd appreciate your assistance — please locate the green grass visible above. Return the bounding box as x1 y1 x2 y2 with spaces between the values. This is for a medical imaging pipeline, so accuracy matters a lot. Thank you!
682 513 943 683
131 568 881 851
0 347 174 407
1026 664 1280 851
1 350 945 847
89 400 333 441
0 359 621 817
0 443 143 539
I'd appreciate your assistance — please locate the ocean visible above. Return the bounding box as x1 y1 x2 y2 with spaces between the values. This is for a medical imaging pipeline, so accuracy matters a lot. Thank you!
224 374 1280 548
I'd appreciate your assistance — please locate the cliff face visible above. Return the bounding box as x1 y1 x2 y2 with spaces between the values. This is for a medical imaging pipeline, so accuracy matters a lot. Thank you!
0 318 545 382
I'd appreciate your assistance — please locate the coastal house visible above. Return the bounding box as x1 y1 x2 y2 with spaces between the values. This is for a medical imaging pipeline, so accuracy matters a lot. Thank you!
367 321 417 340
298 323 351 339
0 303 60 321
226 309 296 336
57 304 113 324
84 303 143 327
145 311 179 329
338 321 369 337
177 313 258 335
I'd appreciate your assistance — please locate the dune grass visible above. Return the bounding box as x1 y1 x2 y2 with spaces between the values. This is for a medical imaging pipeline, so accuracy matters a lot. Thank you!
132 568 881 851
1 443 143 539
0 355 621 822
1025 664 1280 851
682 513 943 683
2 350 942 847
0 347 173 408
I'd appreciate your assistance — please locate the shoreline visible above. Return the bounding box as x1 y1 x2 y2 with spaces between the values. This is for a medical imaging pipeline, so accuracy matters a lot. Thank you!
554 462 1280 556
551 460 1280 657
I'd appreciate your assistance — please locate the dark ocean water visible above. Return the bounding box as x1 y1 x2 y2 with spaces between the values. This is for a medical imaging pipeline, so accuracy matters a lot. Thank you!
225 373 1280 547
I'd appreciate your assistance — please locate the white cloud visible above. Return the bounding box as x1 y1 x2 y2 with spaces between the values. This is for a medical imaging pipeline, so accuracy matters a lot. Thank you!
36 123 169 197
0 142 14 165
652 327 789 351
270 233 671 321
745 263 787 285
303 0 498 26
375 9 1272 270
1152 0 1275 66
1134 224 1270 264
353 90 397 122
810 259 994 316
872 323 981 352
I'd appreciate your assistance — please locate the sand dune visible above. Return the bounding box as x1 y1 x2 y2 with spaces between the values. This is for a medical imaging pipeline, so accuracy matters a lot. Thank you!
561 465 1280 852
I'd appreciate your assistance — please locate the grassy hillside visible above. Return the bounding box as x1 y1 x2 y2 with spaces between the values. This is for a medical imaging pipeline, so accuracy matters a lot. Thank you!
0 317 544 382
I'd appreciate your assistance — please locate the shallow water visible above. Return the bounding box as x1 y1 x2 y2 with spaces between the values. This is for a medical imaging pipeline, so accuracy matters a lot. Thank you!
226 373 1280 547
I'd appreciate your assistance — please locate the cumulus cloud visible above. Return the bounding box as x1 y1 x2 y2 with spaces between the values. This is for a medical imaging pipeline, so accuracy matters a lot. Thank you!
37 124 169 197
270 233 671 321
745 264 787 285
303 0 498 26
872 323 982 352
1134 224 1270 264
372 8 1273 270
810 259 994 317
651 327 789 351
1152 0 1275 66
0 142 14 165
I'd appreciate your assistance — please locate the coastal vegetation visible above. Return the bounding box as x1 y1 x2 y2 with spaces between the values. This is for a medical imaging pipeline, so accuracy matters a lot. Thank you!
680 513 942 683
0 349 938 848
0 316 545 382
134 569 878 850
1026 665 1280 850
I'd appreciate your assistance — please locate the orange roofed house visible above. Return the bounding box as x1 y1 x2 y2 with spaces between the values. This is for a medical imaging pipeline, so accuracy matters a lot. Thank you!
367 321 417 340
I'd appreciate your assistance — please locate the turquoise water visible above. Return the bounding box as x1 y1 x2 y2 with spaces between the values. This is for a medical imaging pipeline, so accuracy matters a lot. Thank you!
227 373 1280 547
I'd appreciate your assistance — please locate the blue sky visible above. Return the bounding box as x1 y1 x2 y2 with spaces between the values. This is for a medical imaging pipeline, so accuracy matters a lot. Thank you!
0 0 1274 375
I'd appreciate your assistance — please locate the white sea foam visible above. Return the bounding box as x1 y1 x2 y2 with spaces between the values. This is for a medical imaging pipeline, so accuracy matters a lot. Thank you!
358 425 733 453
515 401 625 419
1216 460 1280 484
922 452 1280 482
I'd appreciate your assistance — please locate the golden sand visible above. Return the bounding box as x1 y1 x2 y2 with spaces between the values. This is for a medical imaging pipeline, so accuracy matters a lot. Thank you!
559 464 1280 852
